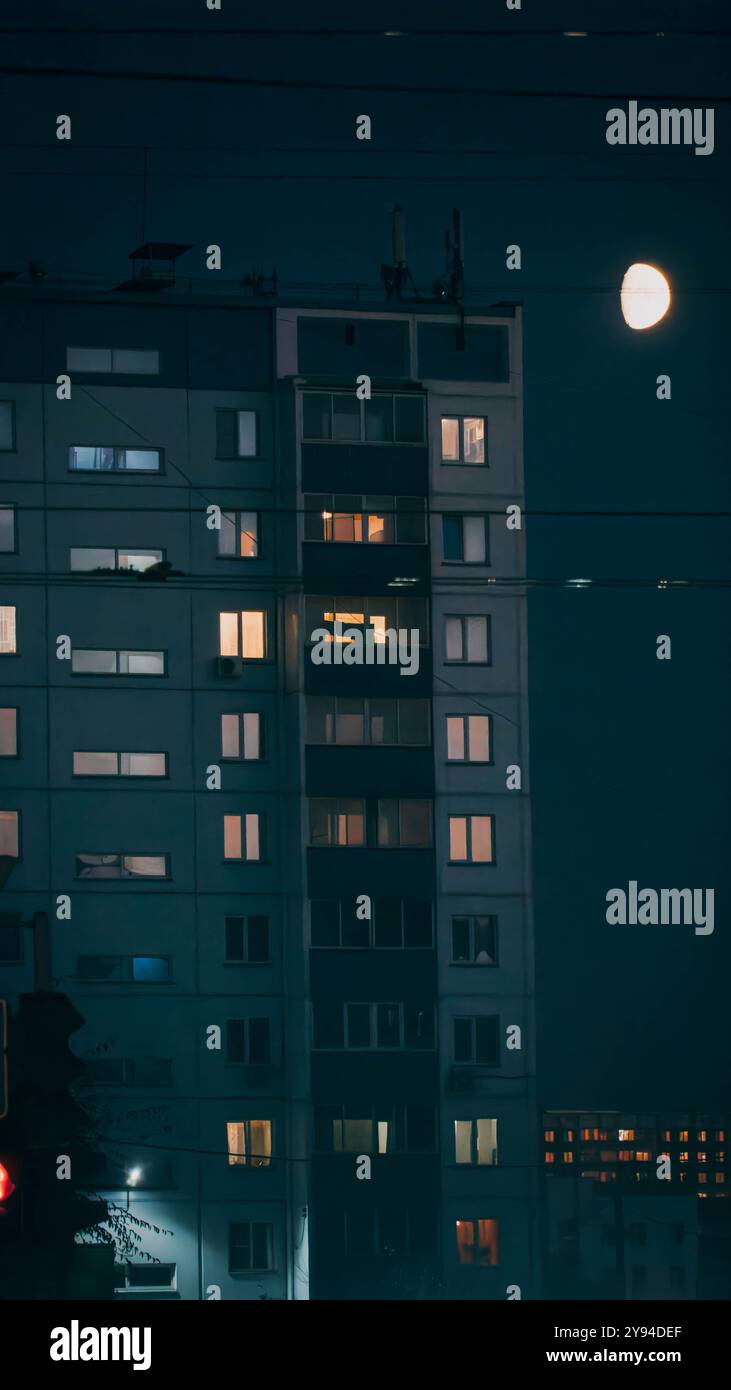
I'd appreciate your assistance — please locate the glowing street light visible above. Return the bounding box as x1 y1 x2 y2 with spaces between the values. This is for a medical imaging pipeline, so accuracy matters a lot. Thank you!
620 262 671 330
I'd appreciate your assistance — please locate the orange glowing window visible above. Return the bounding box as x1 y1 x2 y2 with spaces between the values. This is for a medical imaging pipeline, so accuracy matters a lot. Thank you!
563 1151 573 1163
544 1130 555 1143
715 1173 725 1185
544 1153 555 1164
635 1152 651 1162
455 1218 499 1267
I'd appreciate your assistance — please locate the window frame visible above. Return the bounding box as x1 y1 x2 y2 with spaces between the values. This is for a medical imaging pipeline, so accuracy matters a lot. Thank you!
301 390 426 446
218 610 269 661
309 898 433 950
0 503 17 553
69 546 165 574
215 408 260 461
70 648 167 677
0 401 17 452
0 605 18 656
73 852 170 880
68 445 164 475
0 809 21 860
303 492 427 545
454 1118 499 1167
453 1014 500 1066
223 812 265 863
445 713 492 765
225 1017 272 1067
224 913 270 965
217 509 261 560
455 1217 500 1267
0 706 19 758
75 954 173 984
228 1220 275 1274
441 513 490 565
225 1118 274 1168
444 613 491 665
66 347 160 377
305 695 431 748
450 913 499 966
448 813 496 865
72 751 168 779
220 712 265 762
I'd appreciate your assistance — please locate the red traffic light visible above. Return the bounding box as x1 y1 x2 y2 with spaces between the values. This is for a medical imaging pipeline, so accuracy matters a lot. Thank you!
0 1161 15 1202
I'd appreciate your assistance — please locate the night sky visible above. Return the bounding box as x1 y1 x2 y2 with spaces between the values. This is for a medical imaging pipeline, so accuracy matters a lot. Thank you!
1 0 728 1111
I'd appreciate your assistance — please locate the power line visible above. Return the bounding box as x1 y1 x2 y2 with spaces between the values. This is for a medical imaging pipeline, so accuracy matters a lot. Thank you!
1 28 729 38
1 65 729 103
2 168 721 185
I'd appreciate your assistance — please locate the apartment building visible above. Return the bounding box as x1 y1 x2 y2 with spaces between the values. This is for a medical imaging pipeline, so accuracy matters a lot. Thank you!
0 275 537 1298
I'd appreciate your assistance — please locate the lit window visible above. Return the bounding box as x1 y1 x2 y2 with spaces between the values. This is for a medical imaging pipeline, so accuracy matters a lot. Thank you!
618 1128 635 1141
679 1130 689 1142
446 714 490 762
697 1152 707 1163
448 814 494 864
442 515 488 563
221 712 263 760
309 798 365 847
218 511 259 558
69 447 161 472
441 416 486 465
698 1129 708 1141
455 1218 499 1266
71 648 165 675
450 914 497 965
445 614 489 663
219 610 266 659
0 402 15 451
0 708 18 756
76 955 171 983
73 752 166 777
0 506 15 552
0 810 19 857
228 1221 274 1273
69 547 162 572
563 1151 574 1163
226 1119 272 1168
0 606 17 654
544 1129 556 1143
223 813 263 862
66 347 159 375
455 1119 498 1166
75 853 168 879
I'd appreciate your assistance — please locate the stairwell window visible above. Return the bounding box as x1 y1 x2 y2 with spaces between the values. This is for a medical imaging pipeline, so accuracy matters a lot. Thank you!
448 814 494 863
226 1120 272 1167
223 813 263 862
441 416 486 465
218 511 259 558
0 606 17 654
216 409 258 459
446 714 491 763
69 447 162 473
75 853 169 880
456 1219 499 1266
455 1119 499 1166
219 610 266 659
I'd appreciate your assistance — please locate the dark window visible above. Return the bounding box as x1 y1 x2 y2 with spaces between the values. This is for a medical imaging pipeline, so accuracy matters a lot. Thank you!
394 395 426 443
0 402 16 450
302 392 331 440
313 1003 344 1049
226 1018 271 1064
216 409 257 459
454 1015 499 1065
442 516 463 561
228 1221 274 1273
451 914 498 965
310 900 340 948
116 1263 176 1290
224 914 269 962
0 913 22 962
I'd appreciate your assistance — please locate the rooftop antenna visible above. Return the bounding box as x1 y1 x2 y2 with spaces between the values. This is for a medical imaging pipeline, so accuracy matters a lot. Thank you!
380 204 417 301
433 206 466 305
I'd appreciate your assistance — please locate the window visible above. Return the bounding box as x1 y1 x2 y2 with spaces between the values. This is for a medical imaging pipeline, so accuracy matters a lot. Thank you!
454 1119 498 1166
66 347 159 375
455 1219 499 1266
0 914 22 962
75 853 168 879
228 1222 274 1273
114 1263 176 1292
85 1057 173 1086
305 696 429 746
219 610 267 659
376 798 432 847
442 515 488 563
445 614 490 663
304 494 426 545
73 752 166 777
446 714 491 762
305 596 429 648
216 409 258 459
224 914 269 963
449 814 494 864
71 648 165 675
0 402 15 451
0 506 15 552
451 914 498 965
0 606 17 655
226 1018 271 1065
0 811 19 857
69 447 161 473
76 955 171 983
302 391 425 444
316 1105 435 1154
218 511 259 558
223 813 263 862
309 798 365 847
454 1015 499 1065
69 547 162 573
221 713 263 760
314 1003 434 1051
441 416 487 465
0 708 18 756
310 898 432 950
226 1120 272 1168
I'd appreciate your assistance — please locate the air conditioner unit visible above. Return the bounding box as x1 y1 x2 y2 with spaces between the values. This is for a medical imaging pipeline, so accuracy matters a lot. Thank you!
216 656 244 677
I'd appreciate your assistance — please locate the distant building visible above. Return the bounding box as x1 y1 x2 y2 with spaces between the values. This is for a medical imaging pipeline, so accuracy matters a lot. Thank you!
0 273 537 1298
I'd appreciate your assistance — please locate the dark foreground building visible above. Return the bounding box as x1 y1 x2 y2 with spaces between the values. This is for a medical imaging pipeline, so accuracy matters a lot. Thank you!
0 271 536 1298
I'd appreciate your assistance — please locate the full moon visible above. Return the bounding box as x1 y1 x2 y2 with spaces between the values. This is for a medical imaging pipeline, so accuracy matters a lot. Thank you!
620 262 671 330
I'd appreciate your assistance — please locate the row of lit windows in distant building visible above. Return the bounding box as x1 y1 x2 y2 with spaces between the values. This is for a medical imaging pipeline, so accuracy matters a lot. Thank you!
0 395 487 465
